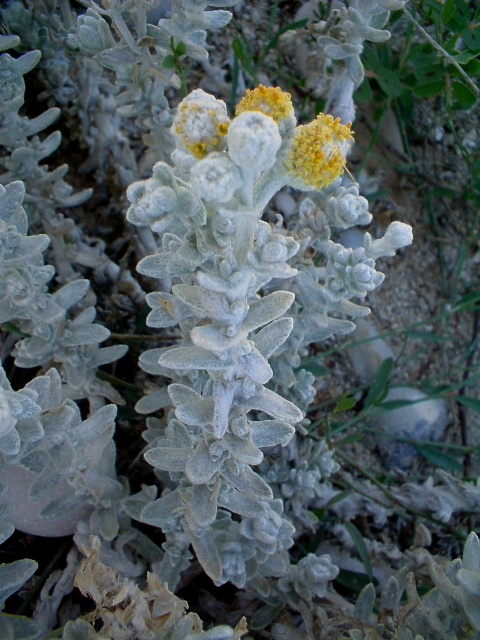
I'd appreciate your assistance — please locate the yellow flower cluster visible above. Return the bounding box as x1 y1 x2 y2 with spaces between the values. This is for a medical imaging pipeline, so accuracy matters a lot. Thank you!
235 85 294 124
284 113 353 190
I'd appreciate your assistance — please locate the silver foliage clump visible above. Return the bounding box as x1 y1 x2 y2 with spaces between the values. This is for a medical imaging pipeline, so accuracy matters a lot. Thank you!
283 0 408 123
2 5 479 640
2 0 239 185
125 85 411 592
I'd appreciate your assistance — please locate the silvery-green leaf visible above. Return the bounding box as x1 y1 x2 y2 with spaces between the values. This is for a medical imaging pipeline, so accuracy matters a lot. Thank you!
146 292 190 327
0 505 14 544
0 35 20 51
354 583 376 622
136 253 170 279
172 284 230 319
251 421 295 448
14 49 41 75
243 291 295 332
221 465 272 501
144 446 191 472
463 595 480 631
40 492 85 520
90 345 128 367
463 532 480 573
239 347 272 384
457 568 480 598
324 42 363 60
186 527 222 583
169 385 214 426
346 53 365 86
204 10 233 29
0 181 27 233
24 106 59 136
191 324 240 351
97 506 119 541
245 388 303 423
139 348 171 376
61 323 110 346
0 559 37 608
140 489 182 529
0 613 43 639
0 429 21 456
159 346 231 370
185 441 221 484
135 389 171 414
223 433 263 466
36 130 61 159
51 279 89 310
380 576 400 616
253 317 293 358
212 381 235 439
72 405 117 450
61 618 98 640
188 483 219 527
176 187 207 226
218 486 263 517
29 469 62 500
122 485 157 521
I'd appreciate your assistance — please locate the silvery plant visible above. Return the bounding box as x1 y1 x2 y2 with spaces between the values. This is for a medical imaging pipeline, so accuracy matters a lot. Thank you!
1 2 478 639
284 0 408 124
125 84 412 593
2 0 238 187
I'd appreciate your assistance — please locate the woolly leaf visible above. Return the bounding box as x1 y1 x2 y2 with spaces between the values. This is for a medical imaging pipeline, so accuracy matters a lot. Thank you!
253 317 293 358
245 388 303 423
221 465 273 501
187 527 222 583
251 420 295 448
159 346 232 370
185 441 222 484
144 447 191 472
0 559 37 608
243 291 295 332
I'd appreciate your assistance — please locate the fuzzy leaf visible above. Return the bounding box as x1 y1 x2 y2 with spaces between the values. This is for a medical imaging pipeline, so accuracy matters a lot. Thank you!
243 291 295 332
187 527 222 583
463 532 480 573
185 441 222 484
140 490 182 530
188 484 219 527
159 346 232 370
246 388 303 423
221 465 273 501
0 559 37 608
251 420 295 448
223 433 263 465
253 317 293 358
144 447 191 472
238 347 272 384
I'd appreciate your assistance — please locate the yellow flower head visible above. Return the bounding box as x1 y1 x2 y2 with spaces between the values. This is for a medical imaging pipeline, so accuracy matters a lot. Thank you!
284 113 353 190
235 85 295 130
172 89 230 159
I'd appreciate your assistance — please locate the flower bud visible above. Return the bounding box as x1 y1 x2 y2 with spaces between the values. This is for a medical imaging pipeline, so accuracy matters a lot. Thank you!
227 111 281 172
172 89 230 159
190 153 241 203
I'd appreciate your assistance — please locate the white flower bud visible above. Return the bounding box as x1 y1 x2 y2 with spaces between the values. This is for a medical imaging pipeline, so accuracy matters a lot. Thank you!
172 89 230 158
385 221 414 249
190 153 241 203
227 111 282 172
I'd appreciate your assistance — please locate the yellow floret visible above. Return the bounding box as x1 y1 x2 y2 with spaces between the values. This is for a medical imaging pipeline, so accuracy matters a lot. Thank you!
285 113 353 190
235 85 294 123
